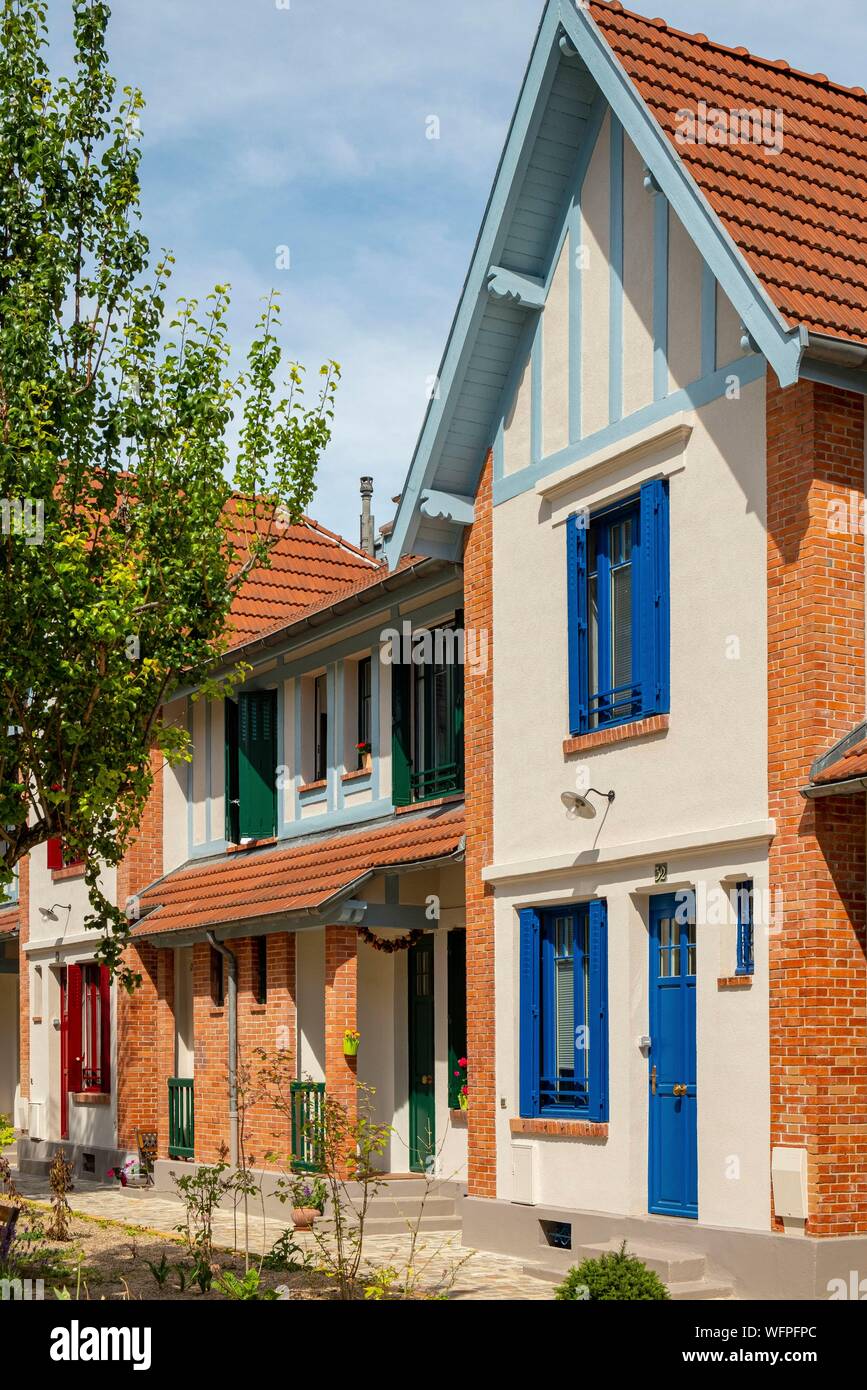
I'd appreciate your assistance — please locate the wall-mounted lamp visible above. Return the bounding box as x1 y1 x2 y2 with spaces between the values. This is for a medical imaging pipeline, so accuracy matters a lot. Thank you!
39 903 71 922
560 788 616 820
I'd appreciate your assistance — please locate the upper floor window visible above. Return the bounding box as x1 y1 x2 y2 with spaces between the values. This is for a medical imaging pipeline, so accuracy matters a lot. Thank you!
392 618 464 807
567 480 669 735
356 656 372 768
313 673 328 782
519 901 608 1121
734 880 754 976
225 690 278 844
47 838 84 872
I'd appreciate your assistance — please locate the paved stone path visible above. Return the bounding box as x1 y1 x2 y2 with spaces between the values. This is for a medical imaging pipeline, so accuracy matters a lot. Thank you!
12 1169 553 1301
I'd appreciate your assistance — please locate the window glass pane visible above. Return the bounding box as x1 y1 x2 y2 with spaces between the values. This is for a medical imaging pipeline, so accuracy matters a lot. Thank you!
610 560 632 693
588 575 599 727
686 921 697 977
553 916 574 1077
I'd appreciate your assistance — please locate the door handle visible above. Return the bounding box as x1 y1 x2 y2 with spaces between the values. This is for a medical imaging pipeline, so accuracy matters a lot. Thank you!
673 1083 688 1097
420 1074 433 1086
650 1065 657 1095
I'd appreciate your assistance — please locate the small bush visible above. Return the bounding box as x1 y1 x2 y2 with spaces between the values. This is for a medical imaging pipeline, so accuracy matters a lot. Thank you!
555 1242 670 1301
0 1114 14 1149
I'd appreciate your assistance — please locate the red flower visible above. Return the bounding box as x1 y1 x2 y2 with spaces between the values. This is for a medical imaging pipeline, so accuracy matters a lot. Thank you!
461 1084 468 1095
458 1057 468 1069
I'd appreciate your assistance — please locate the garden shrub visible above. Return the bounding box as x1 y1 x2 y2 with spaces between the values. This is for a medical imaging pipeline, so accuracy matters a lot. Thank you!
555 1242 670 1301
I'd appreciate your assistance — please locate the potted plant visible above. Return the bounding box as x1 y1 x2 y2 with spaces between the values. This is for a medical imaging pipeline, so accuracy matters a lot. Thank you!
343 1028 361 1057
290 1176 327 1231
453 1056 469 1111
356 740 372 771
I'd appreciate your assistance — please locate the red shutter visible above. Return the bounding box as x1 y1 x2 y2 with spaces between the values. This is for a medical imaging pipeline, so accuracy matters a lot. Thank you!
47 837 63 871
99 965 111 1094
66 964 83 1092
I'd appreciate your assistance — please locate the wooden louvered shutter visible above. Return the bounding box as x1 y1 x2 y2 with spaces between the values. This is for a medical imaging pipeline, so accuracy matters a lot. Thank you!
238 690 277 840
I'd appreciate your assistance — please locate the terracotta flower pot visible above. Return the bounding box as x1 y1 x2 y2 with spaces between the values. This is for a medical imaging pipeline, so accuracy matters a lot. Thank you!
292 1206 319 1231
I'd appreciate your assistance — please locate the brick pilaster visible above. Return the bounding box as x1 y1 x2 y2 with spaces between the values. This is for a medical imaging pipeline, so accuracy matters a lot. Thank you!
115 749 164 1149
324 925 358 1125
17 855 29 1106
767 374 867 1236
463 452 496 1198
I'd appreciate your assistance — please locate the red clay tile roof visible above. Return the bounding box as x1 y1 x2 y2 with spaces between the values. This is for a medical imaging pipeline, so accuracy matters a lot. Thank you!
0 906 18 938
134 806 465 937
813 737 867 786
590 1 867 342
226 513 382 647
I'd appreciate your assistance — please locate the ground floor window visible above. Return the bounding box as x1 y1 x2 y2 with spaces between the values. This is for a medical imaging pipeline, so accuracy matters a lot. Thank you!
519 900 608 1121
68 962 110 1094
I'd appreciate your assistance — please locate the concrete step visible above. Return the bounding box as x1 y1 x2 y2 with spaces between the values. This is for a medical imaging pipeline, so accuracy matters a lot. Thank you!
523 1262 735 1300
669 1279 736 1301
341 1214 460 1236
16 1157 53 1177
363 1196 458 1219
577 1239 707 1284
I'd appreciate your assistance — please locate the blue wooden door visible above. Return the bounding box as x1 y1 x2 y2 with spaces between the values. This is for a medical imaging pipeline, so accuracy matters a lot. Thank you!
648 894 697 1218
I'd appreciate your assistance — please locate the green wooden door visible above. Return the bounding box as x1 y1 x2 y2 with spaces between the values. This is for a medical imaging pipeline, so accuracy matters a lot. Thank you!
408 934 436 1172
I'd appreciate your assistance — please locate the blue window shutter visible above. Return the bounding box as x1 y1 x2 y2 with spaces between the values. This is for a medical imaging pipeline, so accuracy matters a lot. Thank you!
519 908 541 1117
588 898 609 1122
567 513 589 734
639 479 670 716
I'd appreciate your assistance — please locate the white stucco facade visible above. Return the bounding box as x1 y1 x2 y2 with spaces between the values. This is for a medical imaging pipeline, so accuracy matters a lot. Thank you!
487 111 772 1232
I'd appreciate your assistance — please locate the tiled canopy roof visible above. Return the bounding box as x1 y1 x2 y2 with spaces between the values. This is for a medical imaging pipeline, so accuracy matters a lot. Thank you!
134 807 465 938
226 512 382 647
590 1 867 343
812 738 867 787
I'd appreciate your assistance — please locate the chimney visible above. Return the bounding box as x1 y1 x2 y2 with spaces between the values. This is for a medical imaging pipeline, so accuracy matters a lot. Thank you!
359 476 375 555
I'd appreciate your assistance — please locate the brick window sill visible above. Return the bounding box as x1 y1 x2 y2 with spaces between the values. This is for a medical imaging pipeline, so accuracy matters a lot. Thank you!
395 793 464 815
718 975 753 989
510 1117 608 1139
563 714 670 757
52 864 86 882
250 1005 267 1015
72 1092 110 1107
226 837 277 854
342 768 371 783
299 778 327 794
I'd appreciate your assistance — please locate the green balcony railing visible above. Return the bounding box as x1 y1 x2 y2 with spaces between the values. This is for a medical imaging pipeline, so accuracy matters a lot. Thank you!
410 760 463 803
168 1078 194 1159
290 1081 325 1173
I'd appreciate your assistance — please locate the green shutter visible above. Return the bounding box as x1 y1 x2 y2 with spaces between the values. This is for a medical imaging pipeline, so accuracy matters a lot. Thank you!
225 697 240 844
391 661 412 807
447 929 467 1109
238 690 278 840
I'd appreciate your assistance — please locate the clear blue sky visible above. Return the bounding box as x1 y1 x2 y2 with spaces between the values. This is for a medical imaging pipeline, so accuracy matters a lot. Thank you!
50 0 867 544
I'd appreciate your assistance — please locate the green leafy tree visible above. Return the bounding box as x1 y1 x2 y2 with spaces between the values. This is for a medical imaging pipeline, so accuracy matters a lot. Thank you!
0 1 339 981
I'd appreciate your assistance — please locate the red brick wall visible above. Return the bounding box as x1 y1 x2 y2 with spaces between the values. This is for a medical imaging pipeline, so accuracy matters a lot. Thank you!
183 933 297 1166
116 750 164 1149
324 925 357 1124
192 939 230 1161
463 452 496 1198
237 934 295 1166
767 375 867 1236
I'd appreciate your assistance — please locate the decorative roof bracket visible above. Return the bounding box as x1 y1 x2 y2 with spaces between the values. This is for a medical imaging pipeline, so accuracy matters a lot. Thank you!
486 265 547 310
420 490 476 527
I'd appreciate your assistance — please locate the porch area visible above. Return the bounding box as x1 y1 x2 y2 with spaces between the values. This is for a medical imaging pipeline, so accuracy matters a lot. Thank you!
120 810 469 1189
